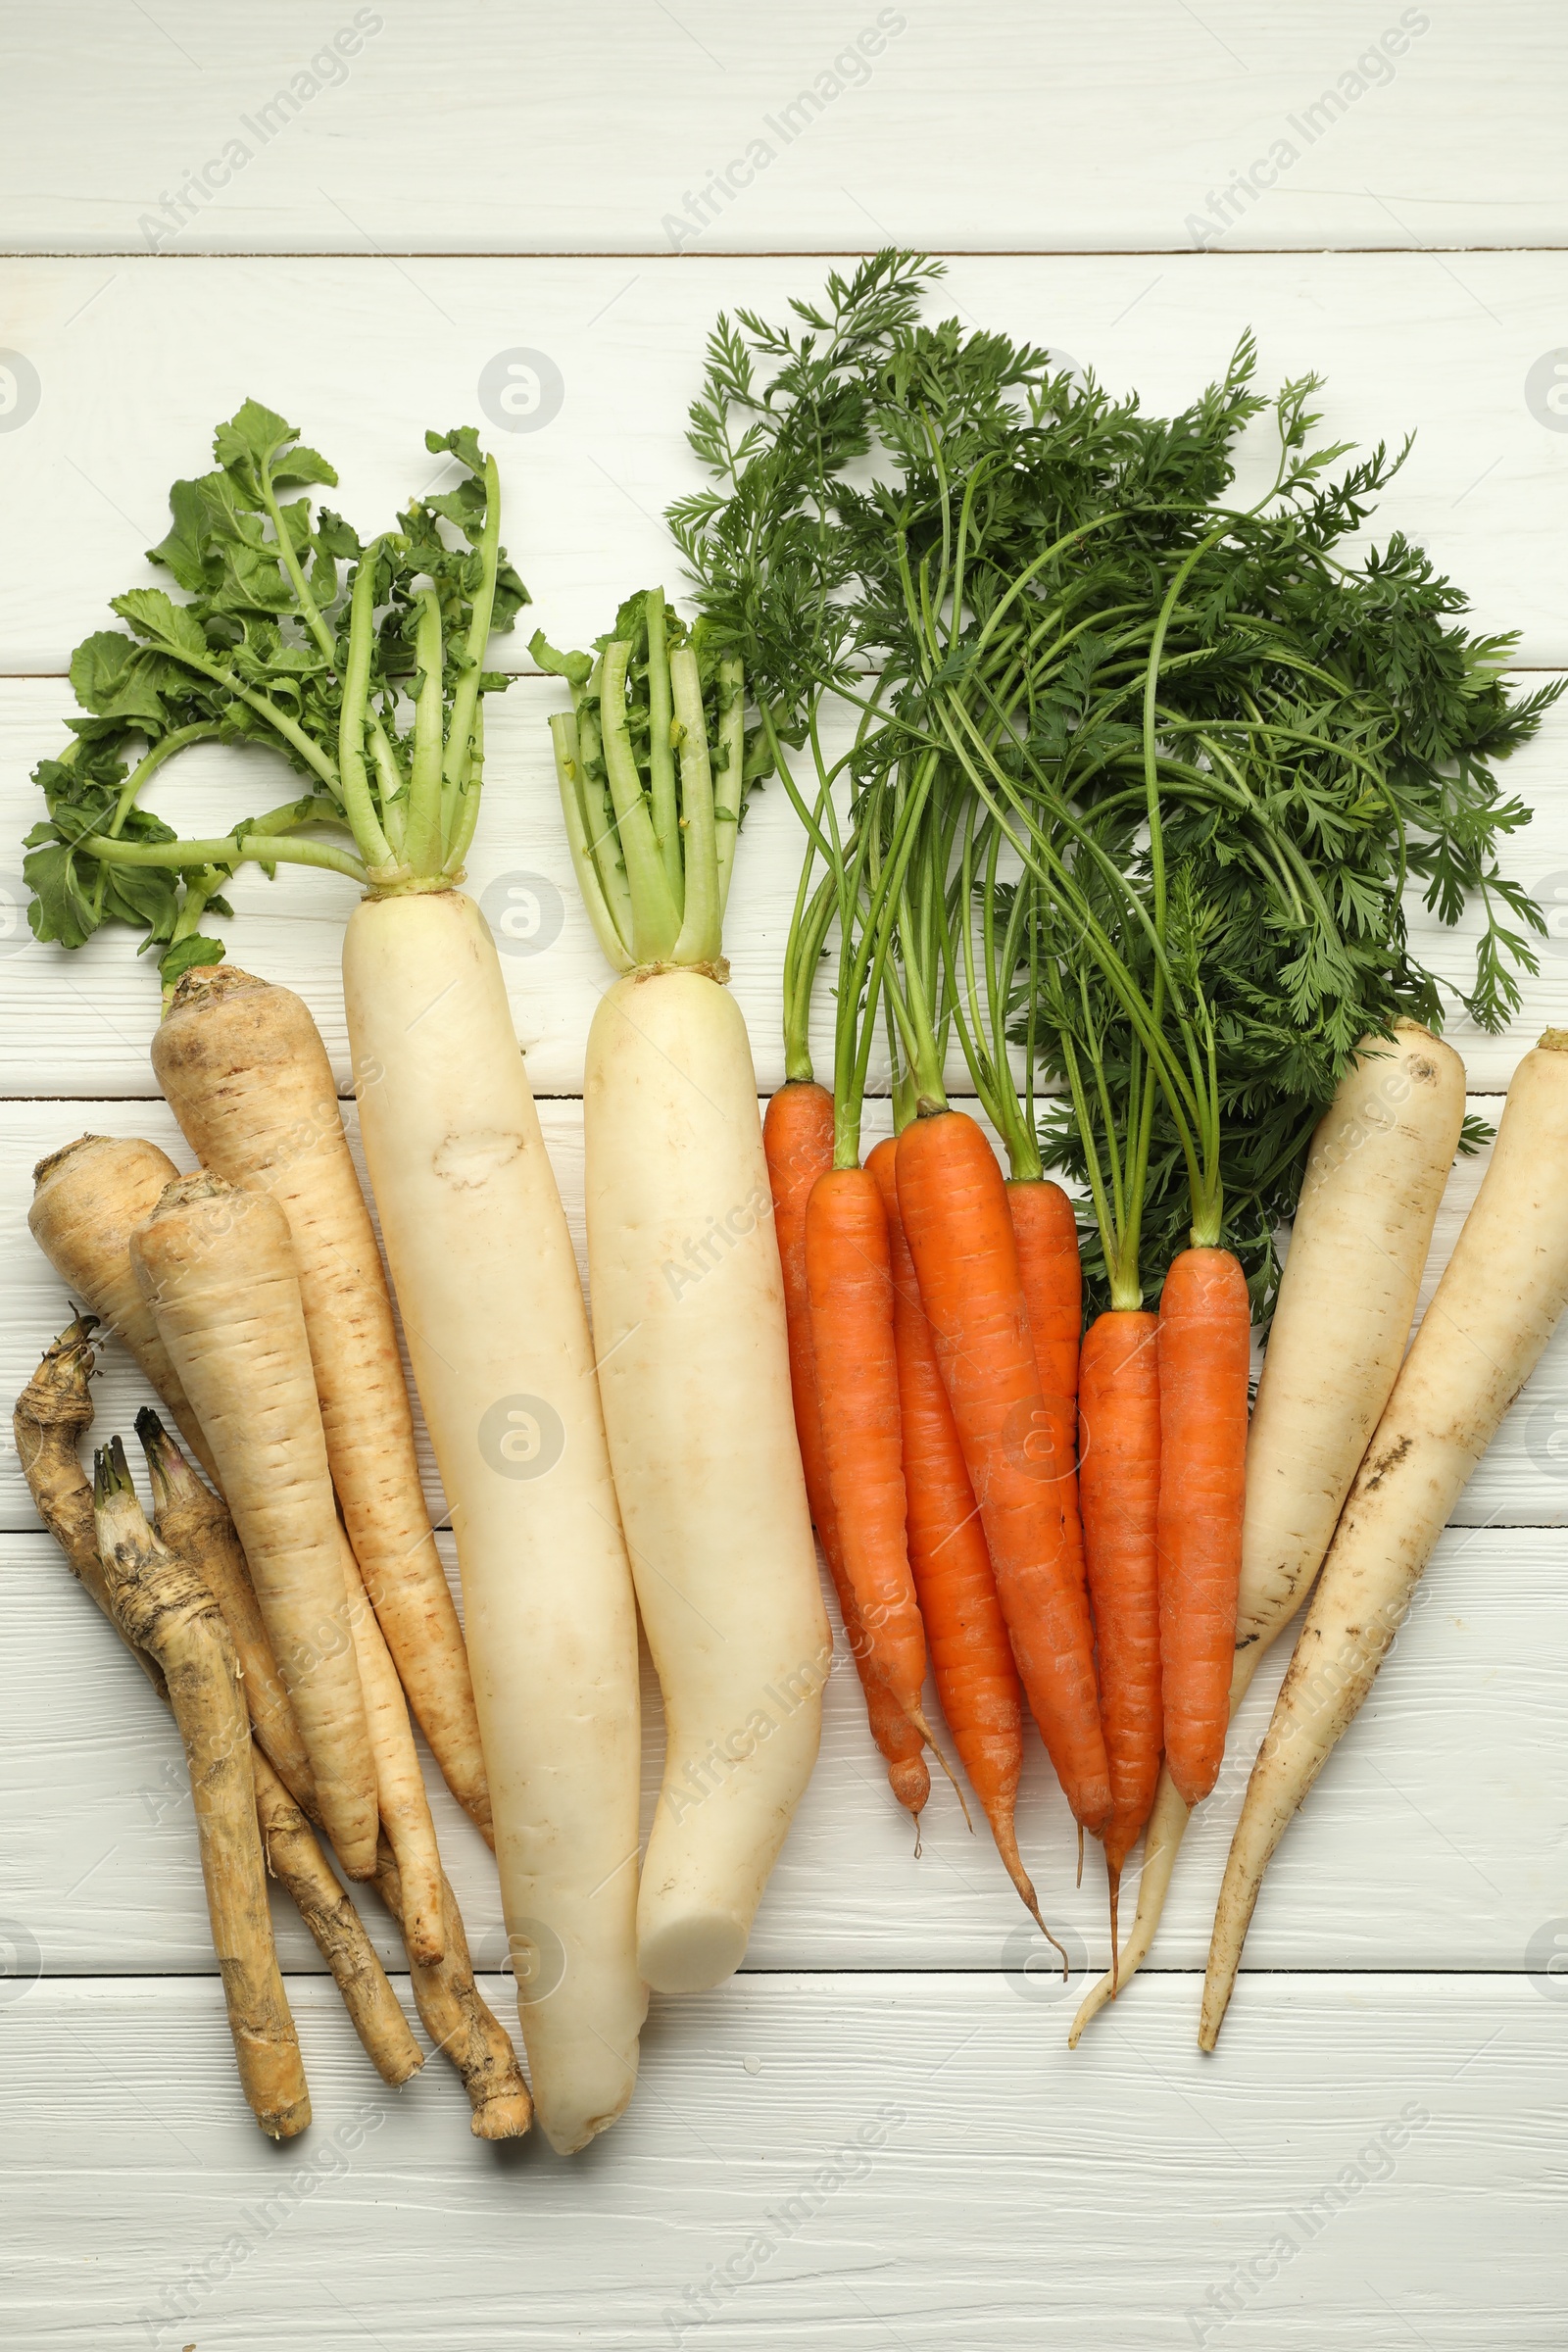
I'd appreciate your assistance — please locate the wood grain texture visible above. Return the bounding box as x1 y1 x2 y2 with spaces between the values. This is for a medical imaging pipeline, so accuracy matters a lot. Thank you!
3 0 1560 256
0 255 1565 672
3 1974 1563 2349
0 679 1563 1100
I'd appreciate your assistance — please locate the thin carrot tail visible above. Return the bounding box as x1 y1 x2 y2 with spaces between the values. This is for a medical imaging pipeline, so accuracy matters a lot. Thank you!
989 1808 1068 1976
1107 1856 1121 1995
906 1704 973 1834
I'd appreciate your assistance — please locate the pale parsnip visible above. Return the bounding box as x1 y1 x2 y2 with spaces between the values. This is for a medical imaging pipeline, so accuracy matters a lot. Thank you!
1071 1021 1466 2043
151 965 491 1840
131 1171 379 1877
585 968 832 1994
343 886 645 2155
1200 1031 1568 2047
28 1135 220 1482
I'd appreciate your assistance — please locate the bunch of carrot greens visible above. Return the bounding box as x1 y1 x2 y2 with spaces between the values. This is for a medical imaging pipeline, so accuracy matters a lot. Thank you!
671 252 1558 1969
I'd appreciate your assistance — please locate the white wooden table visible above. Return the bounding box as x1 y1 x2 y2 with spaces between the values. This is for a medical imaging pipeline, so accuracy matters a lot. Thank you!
3 8 1566 2345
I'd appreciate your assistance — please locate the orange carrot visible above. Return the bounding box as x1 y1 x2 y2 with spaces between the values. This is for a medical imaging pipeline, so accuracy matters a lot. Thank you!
1156 1247 1251 1807
896 1109 1110 1834
764 1083 929 1821
805 1165 936 1747
1078 1307 1163 1964
1007 1178 1083 1499
870 1139 1050 1924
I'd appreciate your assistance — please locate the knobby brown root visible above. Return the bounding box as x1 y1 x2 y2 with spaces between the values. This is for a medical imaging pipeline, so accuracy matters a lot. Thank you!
93 1436 310 2142
251 1748 423 2087
19 1324 421 2109
373 1842 533 2140
138 1407 318 1812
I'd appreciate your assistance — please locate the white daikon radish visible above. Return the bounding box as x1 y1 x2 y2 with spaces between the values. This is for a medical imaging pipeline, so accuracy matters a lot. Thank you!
1071 1020 1466 2042
345 888 646 2152
539 595 831 1996
1200 1030 1568 2047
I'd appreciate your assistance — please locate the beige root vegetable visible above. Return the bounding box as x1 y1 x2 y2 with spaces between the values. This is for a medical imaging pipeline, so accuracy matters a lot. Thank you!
152 965 491 1842
1071 1021 1466 2043
1200 1031 1568 2049
94 1437 310 2140
29 1135 218 1479
252 1751 424 2087
130 1170 378 1876
138 1407 316 1808
17 1320 420 2088
346 888 645 2154
373 1840 533 2140
340 1530 444 1965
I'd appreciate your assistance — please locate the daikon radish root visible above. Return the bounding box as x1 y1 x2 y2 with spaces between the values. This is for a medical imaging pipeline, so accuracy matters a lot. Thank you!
1200 1030 1568 2049
346 887 645 2153
18 1324 421 2090
137 1407 315 1808
373 1840 533 2141
541 598 830 1999
152 964 491 1842
94 1438 310 2140
131 1170 378 1876
28 1135 218 1480
1070 1021 1465 2042
339 1529 444 1966
252 1752 424 2088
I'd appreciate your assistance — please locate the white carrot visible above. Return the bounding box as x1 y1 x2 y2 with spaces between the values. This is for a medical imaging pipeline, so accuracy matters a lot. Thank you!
151 964 492 1842
1070 1021 1466 2041
1200 1030 1568 2047
540 600 831 1995
345 888 646 2153
338 1528 445 1967
131 1171 379 1877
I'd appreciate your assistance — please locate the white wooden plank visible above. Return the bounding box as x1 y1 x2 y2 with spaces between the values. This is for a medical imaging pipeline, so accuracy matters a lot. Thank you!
5 1516 1564 1976
0 675 1564 1100
3 1 1560 256
3 1974 1564 2349
0 254 1566 672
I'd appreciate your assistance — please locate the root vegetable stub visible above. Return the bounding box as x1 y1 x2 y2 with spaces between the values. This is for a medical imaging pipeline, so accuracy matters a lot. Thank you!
344 885 645 2156
130 1170 379 1878
151 963 492 1844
